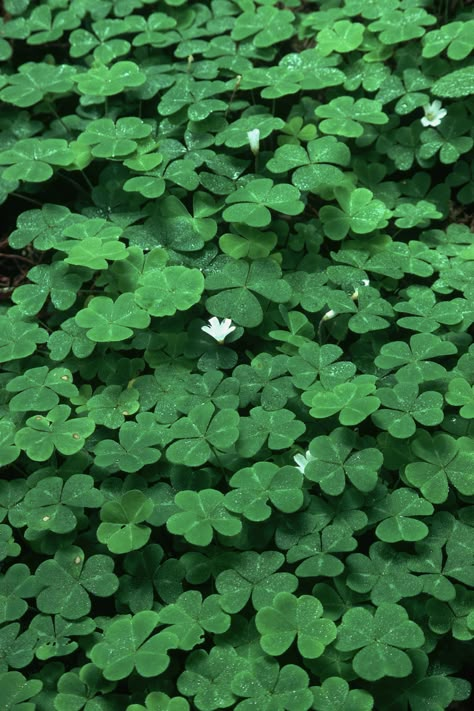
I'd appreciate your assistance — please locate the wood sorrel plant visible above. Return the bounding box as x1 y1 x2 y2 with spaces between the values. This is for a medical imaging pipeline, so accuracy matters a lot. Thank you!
0 0 473 709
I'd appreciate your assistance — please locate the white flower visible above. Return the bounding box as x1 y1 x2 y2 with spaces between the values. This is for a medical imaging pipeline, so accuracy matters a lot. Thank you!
201 317 236 344
293 450 316 474
247 128 260 155
322 309 337 321
362 278 370 287
421 100 447 128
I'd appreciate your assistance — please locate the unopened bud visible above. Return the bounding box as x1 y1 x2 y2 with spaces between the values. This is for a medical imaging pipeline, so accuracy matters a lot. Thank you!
247 128 260 156
322 309 337 321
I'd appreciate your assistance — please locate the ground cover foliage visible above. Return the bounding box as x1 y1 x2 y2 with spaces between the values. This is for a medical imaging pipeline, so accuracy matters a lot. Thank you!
0 0 473 708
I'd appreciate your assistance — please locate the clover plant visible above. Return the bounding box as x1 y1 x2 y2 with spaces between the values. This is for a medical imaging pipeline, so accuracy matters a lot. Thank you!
0 0 473 709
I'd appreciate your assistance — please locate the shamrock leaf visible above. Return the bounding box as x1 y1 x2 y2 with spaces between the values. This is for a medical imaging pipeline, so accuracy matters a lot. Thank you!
426 584 474 640
0 564 41 624
0 524 20 562
317 20 365 56
407 542 457 602
83 384 140 429
394 288 463 333
372 488 434 543
35 546 118 619
346 542 423 605
368 7 436 44
374 333 457 383
0 138 73 182
286 524 354 579
10 474 103 535
93 412 163 473
177 646 243 711
135 266 204 317
12 262 83 316
75 293 150 342
372 650 460 711
0 421 20 468
289 342 356 390
64 236 129 270
205 258 291 327
75 60 146 96
320 187 390 240
304 427 383 494
445 377 474 418
128 692 190 711
31 613 95 660
158 590 230 650
97 490 154 555
405 430 474 502
236 407 305 458
308 375 380 426
372 383 444 438
225 463 304 521
0 315 48 362
0 62 75 107
0 671 42 710
167 489 242 546
335 603 425 681
166 403 239 466
90 610 178 680
223 179 304 228
215 551 298 613
6 366 78 412
0 623 36 672
14 406 95 461
315 97 388 138
255 592 336 658
77 117 152 158
231 5 295 48
54 664 117 711
8 204 77 251
231 658 313 711
312 677 374 711
267 136 350 192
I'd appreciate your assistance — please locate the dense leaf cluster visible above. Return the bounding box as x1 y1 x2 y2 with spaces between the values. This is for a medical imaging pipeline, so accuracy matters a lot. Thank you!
0 0 473 709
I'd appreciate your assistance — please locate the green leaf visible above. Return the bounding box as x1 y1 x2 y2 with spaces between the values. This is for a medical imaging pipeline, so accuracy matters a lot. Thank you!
14 406 95 461
158 590 230 650
304 427 383 494
75 61 146 96
320 187 390 239
93 412 163 473
405 430 474 502
309 376 380 426
224 179 304 228
6 366 78 412
167 489 242 546
97 490 154 554
445 377 474 419
35 546 118 619
432 66 474 98
336 603 425 681
372 383 444 439
256 592 336 658
315 97 388 138
0 671 42 710
205 258 291 327
91 610 178 680
135 266 204 317
0 138 73 182
232 658 313 710
312 677 374 711
216 551 298 613
75 294 150 342
225 463 304 521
